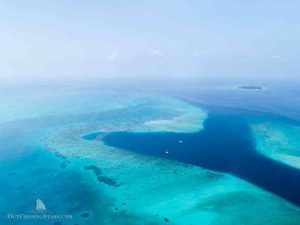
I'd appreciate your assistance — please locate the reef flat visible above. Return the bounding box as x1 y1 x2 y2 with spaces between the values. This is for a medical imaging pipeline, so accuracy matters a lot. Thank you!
250 118 300 169
41 92 300 225
1 88 300 225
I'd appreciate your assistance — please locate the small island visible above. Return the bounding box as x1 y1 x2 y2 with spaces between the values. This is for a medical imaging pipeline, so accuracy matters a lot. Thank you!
238 85 264 90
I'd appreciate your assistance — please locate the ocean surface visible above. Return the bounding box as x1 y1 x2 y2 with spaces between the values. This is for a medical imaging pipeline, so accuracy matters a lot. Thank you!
86 112 300 206
0 81 300 225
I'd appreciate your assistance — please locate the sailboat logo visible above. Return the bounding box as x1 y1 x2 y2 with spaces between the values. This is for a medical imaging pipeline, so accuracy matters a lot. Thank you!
36 199 47 213
7 198 73 220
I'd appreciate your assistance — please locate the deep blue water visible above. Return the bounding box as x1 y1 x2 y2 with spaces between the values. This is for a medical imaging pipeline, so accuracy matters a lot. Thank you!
84 113 300 207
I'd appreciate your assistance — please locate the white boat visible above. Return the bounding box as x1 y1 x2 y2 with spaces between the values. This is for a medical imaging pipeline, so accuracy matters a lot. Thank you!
36 199 47 212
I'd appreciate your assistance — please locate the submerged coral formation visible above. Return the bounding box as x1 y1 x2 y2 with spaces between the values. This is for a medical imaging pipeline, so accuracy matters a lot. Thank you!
1 88 299 225
250 119 300 169
40 93 300 225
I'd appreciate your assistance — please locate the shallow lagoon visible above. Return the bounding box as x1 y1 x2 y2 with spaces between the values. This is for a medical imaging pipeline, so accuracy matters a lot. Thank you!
1 86 300 225
84 113 300 206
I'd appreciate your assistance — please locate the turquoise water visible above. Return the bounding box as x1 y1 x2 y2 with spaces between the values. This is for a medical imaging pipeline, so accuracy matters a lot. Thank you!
1 85 300 224
0 118 135 225
0 116 100 225
0 150 102 225
86 112 300 206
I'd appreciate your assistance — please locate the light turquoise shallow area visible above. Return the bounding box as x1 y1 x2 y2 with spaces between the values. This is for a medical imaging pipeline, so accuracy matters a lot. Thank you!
250 118 300 169
0 87 300 225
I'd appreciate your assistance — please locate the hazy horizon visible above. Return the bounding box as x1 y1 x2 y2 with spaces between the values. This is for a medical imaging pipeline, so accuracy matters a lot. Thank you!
1 0 300 83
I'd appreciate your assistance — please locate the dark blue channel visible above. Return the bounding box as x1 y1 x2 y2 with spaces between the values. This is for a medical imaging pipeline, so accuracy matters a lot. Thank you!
84 113 300 207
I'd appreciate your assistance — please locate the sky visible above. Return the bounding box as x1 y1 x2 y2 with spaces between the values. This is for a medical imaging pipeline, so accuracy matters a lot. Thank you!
0 0 300 82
